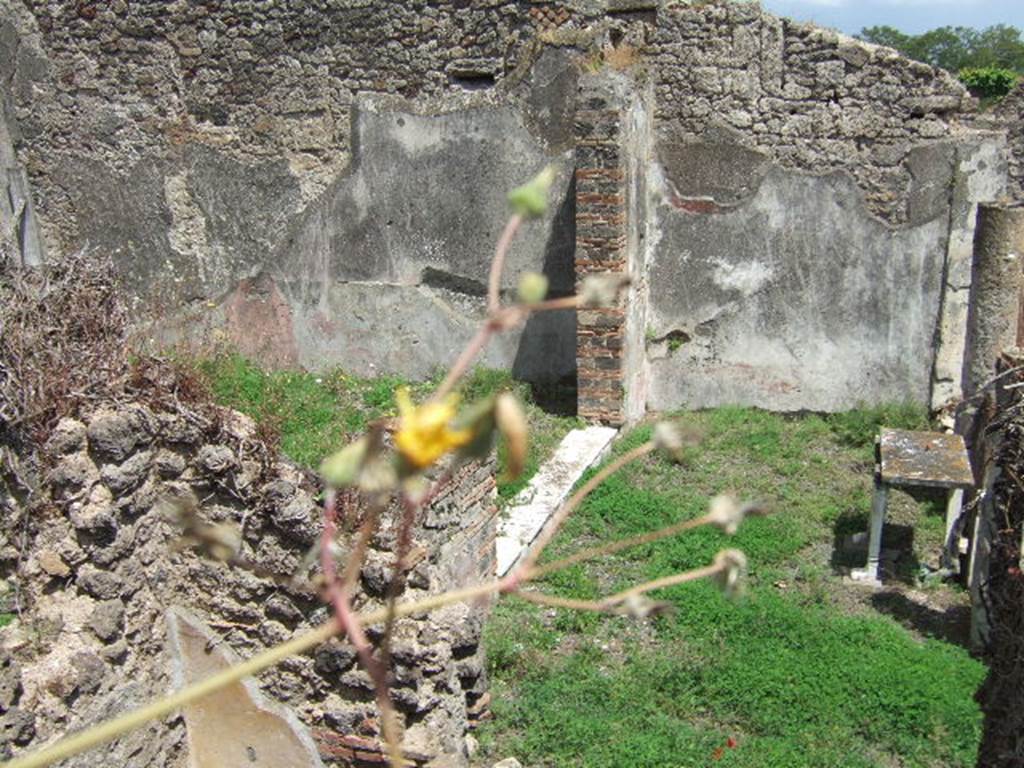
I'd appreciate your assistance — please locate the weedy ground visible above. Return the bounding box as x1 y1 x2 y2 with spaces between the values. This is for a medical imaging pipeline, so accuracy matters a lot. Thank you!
196 354 580 499
476 405 984 768
194 357 982 768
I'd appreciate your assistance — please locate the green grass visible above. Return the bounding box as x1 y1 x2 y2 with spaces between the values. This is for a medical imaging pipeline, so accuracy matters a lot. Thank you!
826 401 931 452
195 354 577 496
197 353 420 466
0 613 12 630
478 406 985 768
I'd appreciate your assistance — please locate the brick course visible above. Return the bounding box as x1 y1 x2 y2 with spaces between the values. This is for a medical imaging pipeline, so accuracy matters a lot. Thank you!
575 81 630 426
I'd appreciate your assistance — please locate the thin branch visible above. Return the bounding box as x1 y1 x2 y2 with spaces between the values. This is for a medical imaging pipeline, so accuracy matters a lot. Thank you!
530 512 714 580
430 296 569 402
512 590 604 612
509 442 656 580
430 324 495 402
380 495 420 671
601 562 724 607
487 214 523 315
522 295 581 313
320 495 403 768
340 503 381 586
513 562 724 615
431 213 525 401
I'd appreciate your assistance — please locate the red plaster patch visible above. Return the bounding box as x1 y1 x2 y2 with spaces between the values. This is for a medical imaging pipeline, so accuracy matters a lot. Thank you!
223 274 299 367
671 196 721 215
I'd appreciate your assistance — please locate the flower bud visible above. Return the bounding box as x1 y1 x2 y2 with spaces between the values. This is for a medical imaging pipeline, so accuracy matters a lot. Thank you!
508 165 557 218
653 421 701 463
580 273 631 307
517 271 549 304
707 496 762 535
707 495 744 535
713 549 748 600
495 392 529 480
321 437 369 488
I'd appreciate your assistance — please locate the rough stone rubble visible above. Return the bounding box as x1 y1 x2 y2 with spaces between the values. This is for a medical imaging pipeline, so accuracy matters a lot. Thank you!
1 397 498 766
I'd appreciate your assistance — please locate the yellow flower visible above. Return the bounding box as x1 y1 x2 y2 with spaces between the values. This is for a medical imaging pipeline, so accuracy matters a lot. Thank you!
394 388 472 469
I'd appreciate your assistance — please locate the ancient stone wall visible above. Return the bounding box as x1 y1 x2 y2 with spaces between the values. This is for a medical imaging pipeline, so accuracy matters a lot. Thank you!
0 400 498 767
641 3 1006 413
0 0 1017 415
650 2 971 223
992 80 1024 202
0 0 580 383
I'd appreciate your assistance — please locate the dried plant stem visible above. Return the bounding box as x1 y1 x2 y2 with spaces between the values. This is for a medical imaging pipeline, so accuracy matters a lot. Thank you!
340 503 381 585
530 512 714 580
430 294 577 402
432 213 530 402
380 495 420 668
430 323 495 402
487 214 523 315
603 562 724 605
511 442 656 578
321 496 403 768
514 561 724 614
513 590 604 612
523 295 581 313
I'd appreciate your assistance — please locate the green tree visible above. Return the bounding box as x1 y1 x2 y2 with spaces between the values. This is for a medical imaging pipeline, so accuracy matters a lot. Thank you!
915 26 978 71
975 24 1024 70
859 23 1024 74
858 25 912 53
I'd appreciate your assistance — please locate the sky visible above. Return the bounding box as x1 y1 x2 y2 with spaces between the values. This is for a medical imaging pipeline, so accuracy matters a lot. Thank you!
758 0 1024 36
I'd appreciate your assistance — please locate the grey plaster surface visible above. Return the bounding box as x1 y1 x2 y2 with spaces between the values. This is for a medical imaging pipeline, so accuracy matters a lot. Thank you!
646 162 951 412
931 133 1008 412
276 100 576 381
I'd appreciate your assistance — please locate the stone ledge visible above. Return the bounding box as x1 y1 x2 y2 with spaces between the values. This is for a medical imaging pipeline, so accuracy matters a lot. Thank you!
496 425 618 576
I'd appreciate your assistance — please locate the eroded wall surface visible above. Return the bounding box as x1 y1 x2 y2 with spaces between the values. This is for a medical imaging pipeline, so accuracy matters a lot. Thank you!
647 167 949 411
992 80 1024 202
642 2 1006 412
0 0 1015 413
0 0 581 382
3 403 499 766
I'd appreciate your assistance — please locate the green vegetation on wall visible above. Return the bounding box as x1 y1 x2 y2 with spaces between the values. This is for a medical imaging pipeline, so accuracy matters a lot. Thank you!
958 66 1021 99
858 23 1023 100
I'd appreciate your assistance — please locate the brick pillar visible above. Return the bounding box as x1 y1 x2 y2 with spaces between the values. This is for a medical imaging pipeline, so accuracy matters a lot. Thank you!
574 79 629 426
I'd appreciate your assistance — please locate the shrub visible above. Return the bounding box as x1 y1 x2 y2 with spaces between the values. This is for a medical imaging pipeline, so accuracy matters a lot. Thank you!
959 66 1020 99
